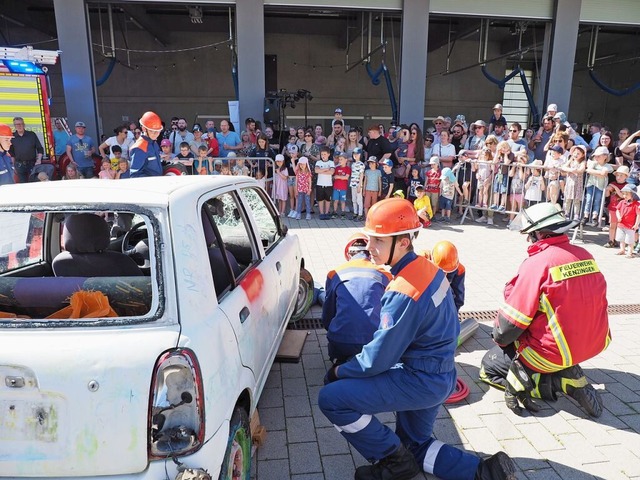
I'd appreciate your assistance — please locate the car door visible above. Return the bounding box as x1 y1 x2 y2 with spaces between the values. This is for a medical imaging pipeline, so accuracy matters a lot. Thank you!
200 191 280 386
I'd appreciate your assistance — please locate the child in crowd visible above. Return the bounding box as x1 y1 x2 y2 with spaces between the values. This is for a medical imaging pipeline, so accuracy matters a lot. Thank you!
561 145 587 221
176 141 195 175
349 147 365 221
194 145 210 175
98 159 116 179
425 156 441 217
507 153 527 222
286 146 298 217
544 144 565 204
255 169 266 189
407 166 423 203
363 157 382 217
206 128 219 158
332 153 351 219
315 146 335 220
220 164 231 176
413 185 433 228
583 146 614 226
273 154 289 216
116 158 130 179
524 160 546 206
395 127 409 160
283 135 299 158
437 167 463 223
233 157 250 177
110 145 123 170
160 139 175 163
379 158 395 200
212 159 223 175
489 103 506 134
490 141 513 212
63 163 82 180
615 185 640 257
474 148 493 208
605 165 631 248
295 157 312 220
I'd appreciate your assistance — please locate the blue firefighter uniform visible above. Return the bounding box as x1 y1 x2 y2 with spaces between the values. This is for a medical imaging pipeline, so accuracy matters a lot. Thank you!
129 135 163 178
447 263 465 313
0 151 15 185
322 253 393 363
319 252 482 479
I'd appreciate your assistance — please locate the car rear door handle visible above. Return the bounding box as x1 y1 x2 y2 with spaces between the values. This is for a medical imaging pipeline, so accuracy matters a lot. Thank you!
276 261 281 272
239 306 250 323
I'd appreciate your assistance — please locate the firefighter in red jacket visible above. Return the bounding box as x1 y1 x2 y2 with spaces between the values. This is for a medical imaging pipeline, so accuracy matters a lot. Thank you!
480 202 610 417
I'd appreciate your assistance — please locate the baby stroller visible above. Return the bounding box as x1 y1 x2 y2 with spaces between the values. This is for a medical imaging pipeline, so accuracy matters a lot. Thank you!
28 163 56 182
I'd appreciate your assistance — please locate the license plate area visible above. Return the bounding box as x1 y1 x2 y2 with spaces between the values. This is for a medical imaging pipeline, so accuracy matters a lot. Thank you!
0 394 63 443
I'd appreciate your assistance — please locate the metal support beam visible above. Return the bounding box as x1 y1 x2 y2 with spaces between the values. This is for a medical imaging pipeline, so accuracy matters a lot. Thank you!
236 0 265 127
54 0 101 142
119 5 170 47
542 0 581 117
399 0 429 125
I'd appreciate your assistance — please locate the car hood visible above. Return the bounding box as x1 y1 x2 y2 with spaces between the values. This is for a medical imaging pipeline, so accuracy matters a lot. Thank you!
0 326 179 477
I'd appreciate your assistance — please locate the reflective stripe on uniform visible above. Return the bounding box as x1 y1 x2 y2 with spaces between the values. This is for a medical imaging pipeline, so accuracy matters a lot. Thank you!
506 369 526 393
539 293 573 367
334 414 372 434
422 439 444 474
548 259 600 282
519 346 564 373
431 276 449 308
500 303 533 329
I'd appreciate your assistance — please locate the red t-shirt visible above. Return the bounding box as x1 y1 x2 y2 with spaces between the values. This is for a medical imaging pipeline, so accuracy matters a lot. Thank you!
616 199 640 229
425 169 441 193
607 182 627 212
207 137 220 157
333 165 351 191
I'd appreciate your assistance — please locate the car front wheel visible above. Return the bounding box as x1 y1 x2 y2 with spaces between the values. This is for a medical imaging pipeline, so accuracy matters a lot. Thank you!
218 407 251 480
290 267 314 323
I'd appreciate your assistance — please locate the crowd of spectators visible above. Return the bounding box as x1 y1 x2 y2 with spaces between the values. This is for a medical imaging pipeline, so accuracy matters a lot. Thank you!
2 104 638 254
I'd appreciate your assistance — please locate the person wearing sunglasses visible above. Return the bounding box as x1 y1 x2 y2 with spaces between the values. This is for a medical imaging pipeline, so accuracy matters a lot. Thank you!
66 121 96 178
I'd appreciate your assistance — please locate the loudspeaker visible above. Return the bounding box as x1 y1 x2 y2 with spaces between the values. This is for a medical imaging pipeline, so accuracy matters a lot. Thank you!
264 97 280 125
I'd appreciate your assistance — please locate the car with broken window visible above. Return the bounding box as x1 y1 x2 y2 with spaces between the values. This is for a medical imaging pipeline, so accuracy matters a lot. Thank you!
0 176 313 479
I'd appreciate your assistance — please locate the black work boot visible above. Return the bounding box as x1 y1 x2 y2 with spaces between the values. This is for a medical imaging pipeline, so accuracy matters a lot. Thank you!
553 365 603 418
475 451 517 480
354 444 420 480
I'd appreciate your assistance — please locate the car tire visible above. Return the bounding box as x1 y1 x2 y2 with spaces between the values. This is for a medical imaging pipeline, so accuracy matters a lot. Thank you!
218 407 251 480
290 267 314 323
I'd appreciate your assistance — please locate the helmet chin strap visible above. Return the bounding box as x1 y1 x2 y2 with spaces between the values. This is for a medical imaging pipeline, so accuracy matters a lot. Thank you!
386 236 398 265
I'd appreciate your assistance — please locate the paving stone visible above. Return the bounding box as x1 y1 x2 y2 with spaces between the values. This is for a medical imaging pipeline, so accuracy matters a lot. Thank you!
257 458 290 480
480 413 522 441
291 474 324 480
257 429 288 461
316 426 352 456
288 442 322 474
286 415 317 443
321 454 356 480
303 353 326 370
312 403 333 428
460 427 502 454
263 369 282 389
305 367 327 387
433 417 467 446
524 467 563 480
284 395 312 418
500 438 544 471
514 423 563 451
596 444 640 477
282 376 309 397
259 406 286 432
281 361 305 379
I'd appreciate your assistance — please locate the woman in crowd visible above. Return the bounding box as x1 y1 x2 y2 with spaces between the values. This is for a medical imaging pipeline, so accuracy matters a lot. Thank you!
238 131 254 158
98 125 133 164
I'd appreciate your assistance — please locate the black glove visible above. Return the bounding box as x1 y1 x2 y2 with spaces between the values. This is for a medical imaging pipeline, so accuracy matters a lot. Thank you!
323 364 339 385
505 358 541 415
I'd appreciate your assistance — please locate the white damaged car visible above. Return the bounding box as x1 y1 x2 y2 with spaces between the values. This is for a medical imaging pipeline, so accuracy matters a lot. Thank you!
0 176 313 479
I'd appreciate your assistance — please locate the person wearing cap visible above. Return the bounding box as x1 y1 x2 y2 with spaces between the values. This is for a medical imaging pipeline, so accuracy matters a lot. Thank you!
8 116 44 183
604 165 630 248
436 167 463 223
189 124 208 157
618 128 640 186
480 202 610 418
65 120 96 179
379 158 395 200
0 123 16 185
614 184 640 257
159 138 176 163
583 146 614 226
322 232 393 364
130 111 164 178
431 116 446 145
349 147 366 220
464 120 488 153
331 107 344 128
546 103 558 118
319 198 517 480
489 104 506 136
168 118 194 155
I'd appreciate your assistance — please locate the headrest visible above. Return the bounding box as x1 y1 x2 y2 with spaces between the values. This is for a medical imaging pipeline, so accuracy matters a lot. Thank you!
62 214 110 253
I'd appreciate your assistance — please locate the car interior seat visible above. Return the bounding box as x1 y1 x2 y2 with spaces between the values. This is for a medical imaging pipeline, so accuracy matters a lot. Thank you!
52 213 143 277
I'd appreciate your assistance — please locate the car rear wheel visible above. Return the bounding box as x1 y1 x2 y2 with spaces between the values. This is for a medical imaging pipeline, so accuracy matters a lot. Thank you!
219 407 251 480
290 267 314 323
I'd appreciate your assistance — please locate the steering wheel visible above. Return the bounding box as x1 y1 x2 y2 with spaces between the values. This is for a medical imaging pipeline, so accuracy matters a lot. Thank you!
122 221 151 269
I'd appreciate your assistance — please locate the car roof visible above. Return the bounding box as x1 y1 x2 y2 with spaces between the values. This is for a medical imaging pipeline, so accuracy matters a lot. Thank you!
0 176 258 208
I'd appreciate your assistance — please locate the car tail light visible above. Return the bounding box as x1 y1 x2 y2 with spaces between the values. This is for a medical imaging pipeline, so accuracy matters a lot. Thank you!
148 348 205 459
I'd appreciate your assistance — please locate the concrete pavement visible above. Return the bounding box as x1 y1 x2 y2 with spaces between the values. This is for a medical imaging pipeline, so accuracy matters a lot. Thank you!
252 216 640 480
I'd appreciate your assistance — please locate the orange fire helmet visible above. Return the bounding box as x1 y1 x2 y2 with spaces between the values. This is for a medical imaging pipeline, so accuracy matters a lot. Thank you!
431 240 459 273
362 198 422 237
0 123 13 137
344 232 369 261
139 111 163 132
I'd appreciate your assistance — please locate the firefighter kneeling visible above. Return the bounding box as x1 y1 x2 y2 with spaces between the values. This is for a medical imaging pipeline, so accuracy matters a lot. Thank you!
480 202 610 417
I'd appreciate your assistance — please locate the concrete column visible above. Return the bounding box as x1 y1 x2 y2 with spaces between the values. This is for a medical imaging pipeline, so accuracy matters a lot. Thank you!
53 0 100 141
542 0 581 117
399 0 429 126
236 0 265 127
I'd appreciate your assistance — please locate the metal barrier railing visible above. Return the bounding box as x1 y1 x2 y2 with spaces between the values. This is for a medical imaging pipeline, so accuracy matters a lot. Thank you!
195 156 277 198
